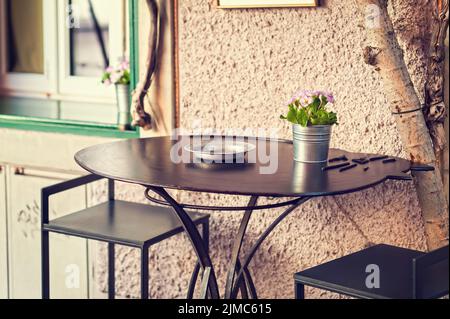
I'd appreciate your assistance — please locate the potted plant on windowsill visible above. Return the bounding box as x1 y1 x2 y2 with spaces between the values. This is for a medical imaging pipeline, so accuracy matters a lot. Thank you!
281 90 338 163
102 59 131 131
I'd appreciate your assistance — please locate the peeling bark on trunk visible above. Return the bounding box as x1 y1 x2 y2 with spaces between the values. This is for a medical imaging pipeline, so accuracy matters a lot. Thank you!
356 0 449 250
424 0 449 179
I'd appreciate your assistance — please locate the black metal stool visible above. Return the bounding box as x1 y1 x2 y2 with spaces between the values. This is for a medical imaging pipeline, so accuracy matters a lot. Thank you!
41 174 210 299
295 244 449 299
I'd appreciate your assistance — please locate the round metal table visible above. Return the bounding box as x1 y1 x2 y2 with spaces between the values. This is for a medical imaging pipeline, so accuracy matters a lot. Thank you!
75 136 427 299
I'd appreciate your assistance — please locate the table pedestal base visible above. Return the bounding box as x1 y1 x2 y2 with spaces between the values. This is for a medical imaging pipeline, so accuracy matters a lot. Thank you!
146 187 310 299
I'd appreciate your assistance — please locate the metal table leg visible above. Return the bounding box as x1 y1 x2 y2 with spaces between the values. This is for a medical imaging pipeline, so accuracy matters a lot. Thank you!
187 220 209 299
146 187 310 300
224 196 258 299
146 187 220 299
228 196 311 299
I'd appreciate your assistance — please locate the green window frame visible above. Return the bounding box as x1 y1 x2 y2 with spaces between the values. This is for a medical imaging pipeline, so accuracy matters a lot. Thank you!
0 0 140 139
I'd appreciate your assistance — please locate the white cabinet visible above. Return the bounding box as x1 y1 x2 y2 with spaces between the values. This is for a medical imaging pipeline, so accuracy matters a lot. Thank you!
7 167 89 299
0 129 114 299
0 165 7 298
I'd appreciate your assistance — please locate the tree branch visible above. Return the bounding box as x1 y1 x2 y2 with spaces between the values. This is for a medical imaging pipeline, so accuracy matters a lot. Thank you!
131 0 160 130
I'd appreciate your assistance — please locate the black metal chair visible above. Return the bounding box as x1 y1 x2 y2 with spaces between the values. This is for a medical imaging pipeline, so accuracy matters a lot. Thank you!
41 174 209 299
294 244 449 299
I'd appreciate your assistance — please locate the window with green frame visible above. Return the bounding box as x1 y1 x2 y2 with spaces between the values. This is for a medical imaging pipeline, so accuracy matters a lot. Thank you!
0 0 140 138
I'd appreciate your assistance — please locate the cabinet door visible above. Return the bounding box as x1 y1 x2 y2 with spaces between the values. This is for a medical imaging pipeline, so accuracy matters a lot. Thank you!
0 165 7 299
7 168 88 299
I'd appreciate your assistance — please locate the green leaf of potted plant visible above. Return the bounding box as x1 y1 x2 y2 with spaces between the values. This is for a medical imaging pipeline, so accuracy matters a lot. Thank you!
281 90 338 163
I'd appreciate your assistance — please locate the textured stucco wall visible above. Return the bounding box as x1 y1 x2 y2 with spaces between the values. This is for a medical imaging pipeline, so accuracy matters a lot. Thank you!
97 0 435 299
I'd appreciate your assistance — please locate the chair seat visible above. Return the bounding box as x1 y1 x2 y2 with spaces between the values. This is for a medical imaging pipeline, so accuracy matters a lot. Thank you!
295 244 427 299
43 200 209 247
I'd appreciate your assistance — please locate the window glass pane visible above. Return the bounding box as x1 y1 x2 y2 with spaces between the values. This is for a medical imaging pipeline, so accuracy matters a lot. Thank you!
0 97 117 125
6 0 44 74
69 0 110 77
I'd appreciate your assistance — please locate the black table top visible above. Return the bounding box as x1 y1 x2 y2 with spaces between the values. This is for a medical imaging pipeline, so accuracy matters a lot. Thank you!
75 136 412 197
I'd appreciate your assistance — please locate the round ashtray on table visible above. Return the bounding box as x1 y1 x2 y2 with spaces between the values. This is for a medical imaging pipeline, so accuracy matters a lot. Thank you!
184 140 256 163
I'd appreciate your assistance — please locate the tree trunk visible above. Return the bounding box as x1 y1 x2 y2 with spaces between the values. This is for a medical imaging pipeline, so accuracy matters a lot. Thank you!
355 0 449 250
424 0 449 180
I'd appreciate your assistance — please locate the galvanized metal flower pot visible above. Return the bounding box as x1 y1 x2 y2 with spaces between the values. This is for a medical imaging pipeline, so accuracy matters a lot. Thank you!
292 124 332 163
115 84 131 131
